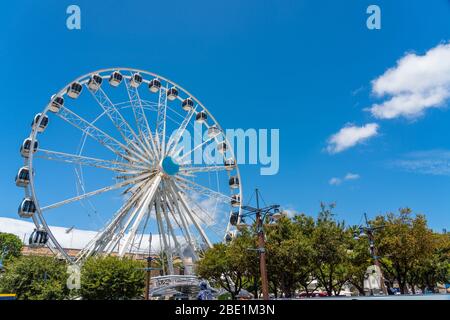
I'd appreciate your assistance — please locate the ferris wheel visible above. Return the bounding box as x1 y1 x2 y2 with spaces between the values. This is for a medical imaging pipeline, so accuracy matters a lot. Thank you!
15 68 242 269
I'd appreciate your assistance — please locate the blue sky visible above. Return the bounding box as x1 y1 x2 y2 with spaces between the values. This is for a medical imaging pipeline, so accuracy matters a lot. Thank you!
1 0 450 232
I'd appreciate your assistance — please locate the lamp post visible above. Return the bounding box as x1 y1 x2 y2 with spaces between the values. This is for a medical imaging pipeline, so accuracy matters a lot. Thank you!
139 233 162 300
354 213 387 295
240 188 283 300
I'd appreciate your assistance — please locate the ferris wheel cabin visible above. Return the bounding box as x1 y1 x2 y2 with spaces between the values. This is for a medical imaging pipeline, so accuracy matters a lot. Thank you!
15 166 30 187
130 73 143 88
229 212 239 226
20 137 38 158
208 126 220 139
109 71 123 87
231 194 241 207
18 197 36 218
224 158 236 170
49 95 64 113
31 113 48 133
28 229 49 247
182 98 194 111
225 232 233 243
195 111 207 123
229 176 239 189
167 87 178 101
87 74 103 91
149 78 161 93
66 82 83 99
217 141 227 154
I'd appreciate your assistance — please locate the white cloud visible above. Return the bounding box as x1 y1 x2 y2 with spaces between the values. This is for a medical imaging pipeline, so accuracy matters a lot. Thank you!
391 150 450 176
329 177 342 185
344 173 360 180
369 42 450 119
329 173 360 186
326 123 379 154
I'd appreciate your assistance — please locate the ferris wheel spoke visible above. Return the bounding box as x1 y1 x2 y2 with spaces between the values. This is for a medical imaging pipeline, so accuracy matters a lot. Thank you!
56 106 151 166
164 182 198 256
180 190 227 239
174 176 232 204
103 183 154 255
124 77 159 160
159 189 185 260
155 85 168 159
179 165 228 174
175 135 215 164
170 180 212 248
166 106 197 157
77 181 149 261
87 86 150 161
118 174 162 256
35 149 147 173
155 191 174 274
41 172 154 212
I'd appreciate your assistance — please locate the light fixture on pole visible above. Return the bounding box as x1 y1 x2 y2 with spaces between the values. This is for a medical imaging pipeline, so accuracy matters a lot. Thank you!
239 188 282 300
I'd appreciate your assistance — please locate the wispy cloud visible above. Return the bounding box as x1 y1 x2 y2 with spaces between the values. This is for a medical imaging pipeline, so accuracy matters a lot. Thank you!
369 42 450 119
329 177 342 186
329 172 360 186
391 150 450 176
326 123 379 154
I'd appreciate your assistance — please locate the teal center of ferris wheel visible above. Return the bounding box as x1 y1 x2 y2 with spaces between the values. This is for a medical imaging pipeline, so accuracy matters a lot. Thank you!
161 156 180 176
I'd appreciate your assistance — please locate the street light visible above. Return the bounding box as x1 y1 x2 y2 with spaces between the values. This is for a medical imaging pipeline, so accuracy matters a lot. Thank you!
355 213 387 296
138 233 162 300
239 188 282 300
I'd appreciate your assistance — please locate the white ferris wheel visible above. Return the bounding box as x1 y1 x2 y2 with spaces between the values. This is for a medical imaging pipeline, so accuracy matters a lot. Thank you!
15 68 242 270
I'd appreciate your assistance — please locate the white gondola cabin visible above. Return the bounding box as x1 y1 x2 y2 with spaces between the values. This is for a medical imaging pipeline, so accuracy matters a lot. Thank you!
217 141 227 154
224 158 236 170
229 176 239 189
130 73 143 88
15 166 30 187
20 137 38 158
49 95 64 113
225 232 233 243
167 87 178 101
66 82 83 99
31 113 48 133
229 212 239 226
195 111 207 123
88 74 103 91
28 229 49 247
207 125 220 138
18 198 36 218
231 194 240 207
182 98 194 111
149 78 161 93
109 71 123 87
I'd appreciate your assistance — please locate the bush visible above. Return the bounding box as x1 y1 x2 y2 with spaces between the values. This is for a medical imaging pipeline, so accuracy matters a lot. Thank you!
80 256 145 300
0 255 70 300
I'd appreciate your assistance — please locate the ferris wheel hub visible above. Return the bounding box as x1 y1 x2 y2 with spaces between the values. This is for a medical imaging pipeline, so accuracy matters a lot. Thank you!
161 156 180 176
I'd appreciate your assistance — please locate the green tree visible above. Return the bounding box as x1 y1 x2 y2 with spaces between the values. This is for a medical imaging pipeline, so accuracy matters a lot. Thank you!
373 208 436 294
196 239 252 299
310 203 351 296
408 232 450 293
0 255 69 300
80 256 145 300
266 216 314 297
0 232 23 262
